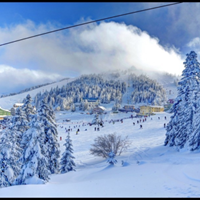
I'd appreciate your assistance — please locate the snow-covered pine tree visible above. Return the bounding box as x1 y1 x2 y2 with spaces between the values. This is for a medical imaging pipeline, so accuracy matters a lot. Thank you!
186 53 200 151
14 115 50 185
106 151 117 165
164 51 200 150
71 103 76 112
112 98 121 112
10 107 29 147
0 129 22 187
92 113 100 125
34 91 42 109
0 152 12 188
83 100 89 111
22 94 36 122
37 99 60 174
188 102 200 151
60 132 75 173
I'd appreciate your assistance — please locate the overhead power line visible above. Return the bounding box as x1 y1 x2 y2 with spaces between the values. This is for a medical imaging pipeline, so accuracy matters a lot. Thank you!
0 2 183 47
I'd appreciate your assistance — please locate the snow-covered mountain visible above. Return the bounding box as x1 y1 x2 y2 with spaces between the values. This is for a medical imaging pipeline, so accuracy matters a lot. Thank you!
0 69 179 111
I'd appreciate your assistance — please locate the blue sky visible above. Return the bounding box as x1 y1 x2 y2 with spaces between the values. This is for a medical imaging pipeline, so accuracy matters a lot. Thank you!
0 2 199 94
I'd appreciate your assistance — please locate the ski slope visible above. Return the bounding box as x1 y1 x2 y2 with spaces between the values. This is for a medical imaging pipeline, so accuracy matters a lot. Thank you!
0 77 77 110
1 110 200 197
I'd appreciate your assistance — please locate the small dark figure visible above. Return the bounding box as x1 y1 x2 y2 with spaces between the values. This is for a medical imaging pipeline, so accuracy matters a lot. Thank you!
85 129 87 131
165 116 167 120
97 127 100 131
133 122 135 125
60 136 62 141
140 125 143 129
94 127 96 131
164 123 166 128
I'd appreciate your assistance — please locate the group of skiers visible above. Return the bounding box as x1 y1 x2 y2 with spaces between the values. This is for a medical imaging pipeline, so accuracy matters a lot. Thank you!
58 114 168 137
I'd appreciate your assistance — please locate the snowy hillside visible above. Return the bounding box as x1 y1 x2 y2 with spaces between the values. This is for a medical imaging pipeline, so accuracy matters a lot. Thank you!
0 77 78 110
1 69 199 197
0 70 179 111
1 110 200 197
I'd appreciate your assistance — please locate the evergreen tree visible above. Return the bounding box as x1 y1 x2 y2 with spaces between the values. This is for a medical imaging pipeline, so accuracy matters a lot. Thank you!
92 113 100 125
10 107 29 148
14 115 50 185
37 99 60 174
22 94 36 122
60 132 76 173
188 103 200 150
164 51 200 150
34 92 42 109
0 153 12 188
83 100 89 111
187 53 200 151
71 103 76 112
0 129 22 187
112 98 121 112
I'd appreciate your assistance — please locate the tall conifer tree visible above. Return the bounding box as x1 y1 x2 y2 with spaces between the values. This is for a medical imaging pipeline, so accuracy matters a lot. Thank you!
37 99 60 174
60 132 75 173
164 51 200 150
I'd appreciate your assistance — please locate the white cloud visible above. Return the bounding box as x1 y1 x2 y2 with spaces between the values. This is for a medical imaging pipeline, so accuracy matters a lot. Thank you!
0 20 185 94
187 37 200 48
186 37 200 59
0 65 62 94
67 21 184 75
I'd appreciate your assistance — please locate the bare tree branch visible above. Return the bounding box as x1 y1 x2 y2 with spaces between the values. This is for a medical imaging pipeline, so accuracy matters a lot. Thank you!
90 133 131 158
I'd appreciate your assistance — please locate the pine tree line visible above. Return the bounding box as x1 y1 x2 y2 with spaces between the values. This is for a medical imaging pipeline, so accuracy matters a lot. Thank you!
129 74 167 105
33 74 127 111
33 73 167 112
0 94 75 188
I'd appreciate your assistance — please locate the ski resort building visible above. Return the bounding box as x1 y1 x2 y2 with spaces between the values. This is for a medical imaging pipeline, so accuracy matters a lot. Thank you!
11 103 24 116
119 105 135 112
138 105 164 116
13 103 24 108
82 98 100 108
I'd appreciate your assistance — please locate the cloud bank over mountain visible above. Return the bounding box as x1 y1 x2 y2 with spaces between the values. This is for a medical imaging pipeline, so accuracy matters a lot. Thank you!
0 20 184 94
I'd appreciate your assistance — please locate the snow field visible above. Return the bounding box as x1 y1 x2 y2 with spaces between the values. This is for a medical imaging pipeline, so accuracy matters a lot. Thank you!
1 110 200 197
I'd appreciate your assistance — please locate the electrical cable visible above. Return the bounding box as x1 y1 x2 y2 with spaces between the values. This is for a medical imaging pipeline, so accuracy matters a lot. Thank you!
0 2 183 47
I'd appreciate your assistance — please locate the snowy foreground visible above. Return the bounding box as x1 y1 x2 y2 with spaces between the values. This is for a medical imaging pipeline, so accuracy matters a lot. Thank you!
1 110 200 197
